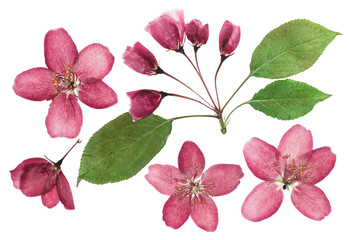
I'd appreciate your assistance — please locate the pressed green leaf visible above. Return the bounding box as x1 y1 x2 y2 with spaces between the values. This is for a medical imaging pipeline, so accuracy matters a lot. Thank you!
250 19 340 79
78 113 172 185
249 79 331 120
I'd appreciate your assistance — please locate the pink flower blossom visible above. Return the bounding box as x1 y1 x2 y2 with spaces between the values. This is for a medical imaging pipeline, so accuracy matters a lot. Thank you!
145 9 185 51
10 140 81 210
123 42 162 75
146 141 244 231
127 89 166 122
185 19 209 49
13 28 118 139
219 20 241 57
242 125 336 221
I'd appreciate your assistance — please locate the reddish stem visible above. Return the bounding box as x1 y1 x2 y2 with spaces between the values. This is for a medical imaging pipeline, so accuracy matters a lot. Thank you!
167 93 217 112
162 71 215 109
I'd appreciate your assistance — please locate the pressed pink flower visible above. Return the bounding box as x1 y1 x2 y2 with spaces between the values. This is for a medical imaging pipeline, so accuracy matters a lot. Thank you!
13 28 118 139
145 9 185 51
219 20 241 57
146 141 244 231
123 42 162 75
242 125 336 221
10 140 81 210
185 19 209 49
127 89 166 122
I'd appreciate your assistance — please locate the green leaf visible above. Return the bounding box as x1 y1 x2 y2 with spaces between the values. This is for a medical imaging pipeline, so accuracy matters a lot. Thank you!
250 19 340 79
249 79 331 120
78 113 172 185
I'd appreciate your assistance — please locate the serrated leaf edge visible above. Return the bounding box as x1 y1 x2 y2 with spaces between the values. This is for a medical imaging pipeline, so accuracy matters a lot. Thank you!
77 113 173 185
250 19 340 79
248 79 331 120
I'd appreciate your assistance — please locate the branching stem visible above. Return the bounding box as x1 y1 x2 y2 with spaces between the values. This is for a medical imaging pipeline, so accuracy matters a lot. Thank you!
162 71 215 109
182 51 218 110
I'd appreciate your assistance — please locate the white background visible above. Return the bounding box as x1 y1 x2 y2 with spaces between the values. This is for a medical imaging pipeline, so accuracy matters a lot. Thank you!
1 0 348 239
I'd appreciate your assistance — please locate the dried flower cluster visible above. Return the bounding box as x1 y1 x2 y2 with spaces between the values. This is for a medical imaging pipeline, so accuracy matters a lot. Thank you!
10 9 336 232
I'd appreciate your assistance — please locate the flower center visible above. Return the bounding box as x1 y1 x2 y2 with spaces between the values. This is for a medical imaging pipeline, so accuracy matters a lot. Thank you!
51 67 80 94
274 154 314 189
173 167 216 210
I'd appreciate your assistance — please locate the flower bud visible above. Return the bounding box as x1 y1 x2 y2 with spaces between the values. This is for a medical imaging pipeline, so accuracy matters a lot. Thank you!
123 42 160 75
186 19 209 48
219 20 241 57
145 9 185 51
127 90 167 122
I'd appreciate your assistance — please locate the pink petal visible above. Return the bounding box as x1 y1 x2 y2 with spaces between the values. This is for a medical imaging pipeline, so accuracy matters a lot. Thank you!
219 21 240 55
123 42 159 75
57 171 75 210
302 147 336 184
41 186 60 209
13 68 57 101
200 24 209 44
146 15 181 50
79 77 101 85
44 28 78 73
201 164 243 196
291 184 331 220
186 20 209 46
19 162 57 197
243 138 281 181
191 196 218 232
145 164 183 196
10 158 48 189
185 19 201 45
278 125 313 166
242 182 284 222
75 43 114 83
45 94 83 139
127 89 163 122
78 81 118 109
178 141 205 180
163 195 190 229
165 9 185 44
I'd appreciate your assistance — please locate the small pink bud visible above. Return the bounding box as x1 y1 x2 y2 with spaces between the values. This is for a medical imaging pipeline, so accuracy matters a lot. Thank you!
185 19 209 49
145 9 185 51
10 140 81 210
123 42 161 75
127 90 167 122
219 20 241 57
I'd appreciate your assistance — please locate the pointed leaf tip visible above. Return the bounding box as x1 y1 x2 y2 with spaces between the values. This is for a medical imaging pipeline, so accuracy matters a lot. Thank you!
250 19 339 79
249 79 330 120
